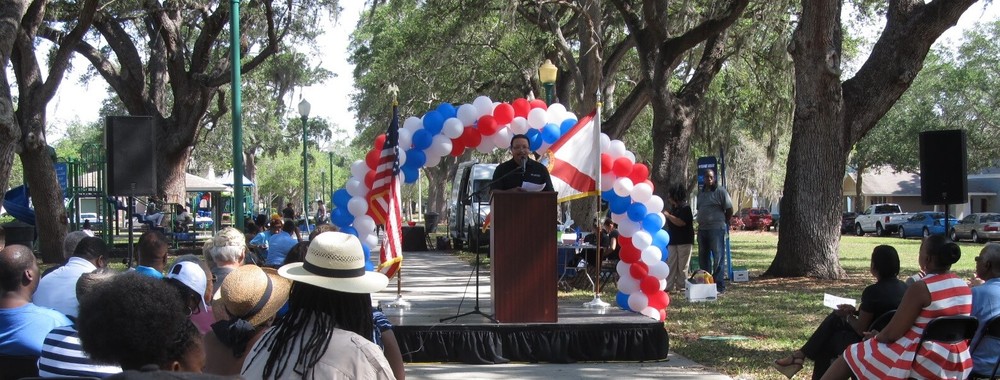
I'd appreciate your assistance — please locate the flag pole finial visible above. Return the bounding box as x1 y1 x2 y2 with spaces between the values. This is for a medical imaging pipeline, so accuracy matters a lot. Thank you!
388 83 399 106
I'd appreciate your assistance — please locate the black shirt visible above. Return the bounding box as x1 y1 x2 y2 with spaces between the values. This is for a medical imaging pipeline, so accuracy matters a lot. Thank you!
491 158 554 192
667 204 694 246
281 206 295 219
859 278 908 322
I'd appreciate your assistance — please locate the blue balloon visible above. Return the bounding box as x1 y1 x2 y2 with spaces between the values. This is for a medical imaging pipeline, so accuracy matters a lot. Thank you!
341 226 358 237
331 207 353 227
658 245 669 262
654 229 670 250
333 188 351 209
602 189 619 202
404 148 426 168
560 118 577 135
525 129 542 151
436 103 457 119
422 110 445 135
616 291 631 311
412 129 433 150
642 213 662 232
402 166 419 184
609 195 631 214
541 123 561 144
627 203 647 222
361 244 374 271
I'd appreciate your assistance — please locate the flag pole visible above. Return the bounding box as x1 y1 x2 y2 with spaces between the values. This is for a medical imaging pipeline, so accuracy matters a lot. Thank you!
385 86 410 309
585 93 610 308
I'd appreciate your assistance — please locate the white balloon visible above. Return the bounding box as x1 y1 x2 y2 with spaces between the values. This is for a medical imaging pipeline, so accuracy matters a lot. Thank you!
353 215 375 235
610 211 627 225
641 246 663 265
613 177 634 197
618 220 639 237
397 148 407 167
632 183 654 203
658 278 667 292
476 138 494 153
346 179 367 198
509 117 529 135
397 128 413 150
457 104 478 125
608 140 627 158
403 116 423 133
600 173 616 192
640 306 660 320
546 103 567 123
473 96 493 117
347 196 368 217
536 141 551 155
442 118 464 139
632 230 652 250
431 135 452 157
350 160 369 180
527 108 548 129
628 292 649 311
364 233 379 249
624 151 636 164
649 260 670 279
644 195 665 214
424 153 442 167
600 133 611 152
616 260 632 277
490 130 510 149
617 274 639 295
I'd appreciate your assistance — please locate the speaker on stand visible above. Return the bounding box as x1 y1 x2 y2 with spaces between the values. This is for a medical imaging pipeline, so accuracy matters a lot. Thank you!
919 129 968 237
106 116 158 267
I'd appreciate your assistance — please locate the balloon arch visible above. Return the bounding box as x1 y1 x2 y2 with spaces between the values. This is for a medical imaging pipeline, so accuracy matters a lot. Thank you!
328 96 672 321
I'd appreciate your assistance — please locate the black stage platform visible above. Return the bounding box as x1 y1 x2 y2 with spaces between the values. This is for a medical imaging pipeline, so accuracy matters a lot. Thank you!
371 250 669 364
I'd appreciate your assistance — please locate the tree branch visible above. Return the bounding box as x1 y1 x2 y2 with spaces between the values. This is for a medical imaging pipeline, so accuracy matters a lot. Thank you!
189 3 228 74
206 0 282 86
659 0 749 69
603 79 651 139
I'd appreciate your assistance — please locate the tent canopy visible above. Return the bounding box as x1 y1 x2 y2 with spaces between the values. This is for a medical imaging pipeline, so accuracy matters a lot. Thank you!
186 173 230 192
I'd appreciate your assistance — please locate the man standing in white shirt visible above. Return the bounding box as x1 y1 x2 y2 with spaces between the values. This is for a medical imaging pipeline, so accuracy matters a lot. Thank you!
33 237 108 318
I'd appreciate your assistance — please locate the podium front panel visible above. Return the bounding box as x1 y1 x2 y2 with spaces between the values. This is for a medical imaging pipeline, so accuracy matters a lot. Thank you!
490 191 557 323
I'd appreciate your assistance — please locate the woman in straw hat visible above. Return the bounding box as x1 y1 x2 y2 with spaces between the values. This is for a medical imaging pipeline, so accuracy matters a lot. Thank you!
204 265 291 376
242 231 394 379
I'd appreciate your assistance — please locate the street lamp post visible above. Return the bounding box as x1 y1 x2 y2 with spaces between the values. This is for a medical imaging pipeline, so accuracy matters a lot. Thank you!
298 99 311 234
538 59 558 105
321 170 326 204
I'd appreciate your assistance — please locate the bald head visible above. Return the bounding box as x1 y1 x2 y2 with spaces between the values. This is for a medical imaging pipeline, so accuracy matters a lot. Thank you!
0 245 37 293
978 243 1000 280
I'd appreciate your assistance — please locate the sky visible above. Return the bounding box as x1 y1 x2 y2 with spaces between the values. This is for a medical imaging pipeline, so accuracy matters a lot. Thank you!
43 2 997 143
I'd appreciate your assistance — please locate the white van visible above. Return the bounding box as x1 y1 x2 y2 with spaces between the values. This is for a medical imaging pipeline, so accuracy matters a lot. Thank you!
448 161 497 250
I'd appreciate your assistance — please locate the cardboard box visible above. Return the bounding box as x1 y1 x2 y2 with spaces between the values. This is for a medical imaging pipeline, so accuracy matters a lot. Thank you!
733 268 750 282
685 280 718 302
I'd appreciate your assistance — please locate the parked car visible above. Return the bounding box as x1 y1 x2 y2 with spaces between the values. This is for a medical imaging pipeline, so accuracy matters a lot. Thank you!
898 212 958 239
854 203 908 236
950 213 1000 243
78 212 104 230
841 212 857 234
736 207 773 230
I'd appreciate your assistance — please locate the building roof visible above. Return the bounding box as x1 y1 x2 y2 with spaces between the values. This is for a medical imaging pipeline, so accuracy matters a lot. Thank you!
845 168 922 196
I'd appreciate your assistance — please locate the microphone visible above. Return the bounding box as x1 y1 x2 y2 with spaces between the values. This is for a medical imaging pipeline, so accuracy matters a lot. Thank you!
520 157 527 174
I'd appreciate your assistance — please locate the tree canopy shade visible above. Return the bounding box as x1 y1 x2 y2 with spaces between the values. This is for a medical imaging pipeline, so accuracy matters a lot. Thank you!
767 0 980 279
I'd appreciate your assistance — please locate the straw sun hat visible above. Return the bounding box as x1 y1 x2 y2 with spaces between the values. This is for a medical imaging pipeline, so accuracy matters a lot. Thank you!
211 265 292 327
278 232 389 294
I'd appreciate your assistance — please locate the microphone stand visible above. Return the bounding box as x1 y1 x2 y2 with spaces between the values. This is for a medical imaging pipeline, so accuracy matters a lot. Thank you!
441 162 527 323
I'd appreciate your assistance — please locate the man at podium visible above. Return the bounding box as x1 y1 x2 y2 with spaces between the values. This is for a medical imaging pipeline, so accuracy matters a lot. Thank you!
491 134 554 192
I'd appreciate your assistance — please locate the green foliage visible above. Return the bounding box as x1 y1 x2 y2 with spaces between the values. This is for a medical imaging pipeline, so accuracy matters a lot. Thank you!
53 119 103 161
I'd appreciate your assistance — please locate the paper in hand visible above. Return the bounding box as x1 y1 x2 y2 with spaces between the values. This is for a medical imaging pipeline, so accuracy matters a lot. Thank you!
520 181 545 192
823 293 857 309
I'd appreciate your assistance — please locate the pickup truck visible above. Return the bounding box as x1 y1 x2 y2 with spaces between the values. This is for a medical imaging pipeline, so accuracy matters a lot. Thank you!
854 203 909 236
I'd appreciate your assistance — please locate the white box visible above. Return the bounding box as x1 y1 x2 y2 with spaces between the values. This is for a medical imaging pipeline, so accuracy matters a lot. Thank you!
685 280 718 302
733 269 749 282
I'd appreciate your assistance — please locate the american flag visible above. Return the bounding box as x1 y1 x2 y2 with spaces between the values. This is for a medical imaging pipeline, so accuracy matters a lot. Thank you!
373 105 403 279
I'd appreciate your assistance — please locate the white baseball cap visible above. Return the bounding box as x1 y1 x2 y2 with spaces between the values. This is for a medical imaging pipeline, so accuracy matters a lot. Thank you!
166 261 209 312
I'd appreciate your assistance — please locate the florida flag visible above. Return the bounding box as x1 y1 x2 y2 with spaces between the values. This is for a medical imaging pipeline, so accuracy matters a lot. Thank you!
547 110 599 202
372 106 403 279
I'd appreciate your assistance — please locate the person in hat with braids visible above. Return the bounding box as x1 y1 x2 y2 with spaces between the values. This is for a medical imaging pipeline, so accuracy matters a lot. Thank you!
241 231 394 379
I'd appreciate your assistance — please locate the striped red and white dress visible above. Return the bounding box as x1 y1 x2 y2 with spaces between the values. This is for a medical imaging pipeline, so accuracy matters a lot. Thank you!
844 273 973 380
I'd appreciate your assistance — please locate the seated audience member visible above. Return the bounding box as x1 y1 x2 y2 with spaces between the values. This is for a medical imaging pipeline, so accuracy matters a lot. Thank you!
0 245 73 361
207 227 247 287
970 243 1000 378
135 230 170 278
34 236 108 318
249 216 283 253
773 245 907 379
264 220 299 268
77 272 205 372
167 259 214 335
37 269 122 377
140 200 165 230
203 265 291 376
308 223 339 241
280 241 311 266
41 230 94 277
242 232 394 379
821 235 972 380
602 218 621 261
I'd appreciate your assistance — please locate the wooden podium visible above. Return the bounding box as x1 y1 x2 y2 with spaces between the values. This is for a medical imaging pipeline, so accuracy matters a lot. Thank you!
490 191 557 323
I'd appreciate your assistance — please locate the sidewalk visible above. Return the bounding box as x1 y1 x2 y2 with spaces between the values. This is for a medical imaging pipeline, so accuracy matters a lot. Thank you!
405 352 732 379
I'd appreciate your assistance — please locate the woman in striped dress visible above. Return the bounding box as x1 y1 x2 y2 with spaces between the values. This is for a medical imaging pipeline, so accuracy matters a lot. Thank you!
821 235 972 380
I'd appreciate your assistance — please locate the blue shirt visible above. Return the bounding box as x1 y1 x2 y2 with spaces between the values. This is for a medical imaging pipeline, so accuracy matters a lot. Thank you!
0 303 73 356
250 231 273 248
133 265 164 279
971 278 1000 375
266 232 297 266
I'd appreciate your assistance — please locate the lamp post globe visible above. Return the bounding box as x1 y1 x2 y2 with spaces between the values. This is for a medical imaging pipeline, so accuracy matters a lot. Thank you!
538 59 558 105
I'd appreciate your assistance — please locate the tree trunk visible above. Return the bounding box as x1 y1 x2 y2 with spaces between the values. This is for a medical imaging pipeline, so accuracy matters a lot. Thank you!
650 104 694 198
0 0 29 195
19 137 68 263
855 165 865 213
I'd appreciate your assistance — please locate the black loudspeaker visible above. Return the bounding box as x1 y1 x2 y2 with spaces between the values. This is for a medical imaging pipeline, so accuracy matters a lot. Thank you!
401 227 428 251
106 116 157 196
919 129 967 205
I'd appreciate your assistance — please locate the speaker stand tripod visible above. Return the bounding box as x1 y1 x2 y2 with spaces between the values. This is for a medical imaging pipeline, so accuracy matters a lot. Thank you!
441 188 496 323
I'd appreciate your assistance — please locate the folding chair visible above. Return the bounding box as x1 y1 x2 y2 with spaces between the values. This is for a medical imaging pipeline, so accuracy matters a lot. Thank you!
869 309 896 332
909 315 978 374
970 315 1000 379
0 355 40 380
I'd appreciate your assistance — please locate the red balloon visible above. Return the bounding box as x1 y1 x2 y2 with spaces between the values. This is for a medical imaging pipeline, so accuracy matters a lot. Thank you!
618 236 634 254
647 290 669 309
620 246 640 264
658 308 667 321
450 138 465 157
512 98 531 118
365 149 380 170
374 134 387 150
629 261 649 280
364 170 376 189
529 98 548 110
629 163 649 183
600 153 613 174
612 157 633 177
640 275 661 294
462 126 482 147
493 103 515 125
477 115 498 136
